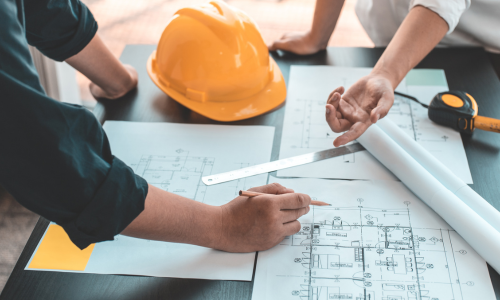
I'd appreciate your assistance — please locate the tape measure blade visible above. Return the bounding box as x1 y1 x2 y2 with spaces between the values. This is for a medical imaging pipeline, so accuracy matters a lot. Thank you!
202 142 365 185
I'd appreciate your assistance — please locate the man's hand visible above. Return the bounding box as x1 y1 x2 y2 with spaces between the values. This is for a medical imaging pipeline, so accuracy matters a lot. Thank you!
269 0 344 55
217 183 311 252
269 31 323 55
325 74 394 147
122 183 311 254
66 34 139 101
324 5 449 146
89 64 138 99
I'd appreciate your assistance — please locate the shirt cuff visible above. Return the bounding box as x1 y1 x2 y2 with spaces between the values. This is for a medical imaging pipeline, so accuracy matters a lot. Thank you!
410 0 470 34
61 156 148 249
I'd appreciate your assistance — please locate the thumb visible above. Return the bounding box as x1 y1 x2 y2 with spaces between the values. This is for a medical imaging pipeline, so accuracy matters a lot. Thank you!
248 183 294 195
370 92 394 123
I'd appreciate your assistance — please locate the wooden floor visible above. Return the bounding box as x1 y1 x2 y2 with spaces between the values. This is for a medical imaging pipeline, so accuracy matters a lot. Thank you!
0 0 372 293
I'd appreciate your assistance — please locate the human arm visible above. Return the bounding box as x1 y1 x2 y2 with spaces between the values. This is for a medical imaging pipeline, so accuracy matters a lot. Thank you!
122 183 311 253
0 0 149 250
325 5 449 146
1 0 310 252
65 34 138 99
23 0 136 100
268 0 345 55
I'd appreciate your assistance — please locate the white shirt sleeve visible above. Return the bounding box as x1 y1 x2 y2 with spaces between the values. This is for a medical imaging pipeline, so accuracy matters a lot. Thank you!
409 0 471 34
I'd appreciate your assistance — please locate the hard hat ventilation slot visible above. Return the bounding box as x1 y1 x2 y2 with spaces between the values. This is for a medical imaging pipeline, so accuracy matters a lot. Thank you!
158 76 171 88
186 88 207 103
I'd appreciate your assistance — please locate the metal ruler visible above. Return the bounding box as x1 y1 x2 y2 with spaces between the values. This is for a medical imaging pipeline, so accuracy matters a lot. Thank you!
202 142 366 185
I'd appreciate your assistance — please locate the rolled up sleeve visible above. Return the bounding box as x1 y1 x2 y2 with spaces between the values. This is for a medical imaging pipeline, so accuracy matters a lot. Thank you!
410 0 471 34
24 0 98 61
62 157 147 249
1 0 147 250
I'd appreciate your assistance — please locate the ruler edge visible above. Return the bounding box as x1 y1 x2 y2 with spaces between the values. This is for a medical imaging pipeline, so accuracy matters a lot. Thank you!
202 143 365 186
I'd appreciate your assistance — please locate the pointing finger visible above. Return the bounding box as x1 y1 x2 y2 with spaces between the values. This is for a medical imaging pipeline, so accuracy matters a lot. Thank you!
333 122 370 147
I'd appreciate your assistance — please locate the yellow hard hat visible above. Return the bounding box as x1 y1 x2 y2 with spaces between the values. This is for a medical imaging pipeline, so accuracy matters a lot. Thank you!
147 0 286 122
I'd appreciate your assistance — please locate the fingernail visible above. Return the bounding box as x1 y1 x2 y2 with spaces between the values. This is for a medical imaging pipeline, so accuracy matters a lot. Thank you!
326 108 330 114
376 114 380 121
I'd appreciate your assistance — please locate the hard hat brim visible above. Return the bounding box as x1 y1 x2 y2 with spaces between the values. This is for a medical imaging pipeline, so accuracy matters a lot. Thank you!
147 52 286 122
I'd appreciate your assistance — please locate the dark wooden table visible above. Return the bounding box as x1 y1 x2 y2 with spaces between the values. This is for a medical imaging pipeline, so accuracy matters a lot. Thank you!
3 46 500 300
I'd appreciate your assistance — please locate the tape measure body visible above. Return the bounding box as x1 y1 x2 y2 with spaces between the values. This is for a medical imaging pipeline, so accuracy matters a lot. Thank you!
428 91 478 134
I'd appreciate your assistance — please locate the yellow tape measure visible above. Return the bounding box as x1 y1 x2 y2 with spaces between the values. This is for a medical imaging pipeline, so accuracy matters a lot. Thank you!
428 91 500 134
395 90 500 134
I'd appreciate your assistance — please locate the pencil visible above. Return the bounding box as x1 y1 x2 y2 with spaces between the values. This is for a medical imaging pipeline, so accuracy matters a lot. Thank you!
239 190 331 206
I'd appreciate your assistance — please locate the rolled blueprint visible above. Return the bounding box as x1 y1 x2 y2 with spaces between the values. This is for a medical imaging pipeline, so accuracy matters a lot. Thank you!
377 118 500 232
358 124 500 273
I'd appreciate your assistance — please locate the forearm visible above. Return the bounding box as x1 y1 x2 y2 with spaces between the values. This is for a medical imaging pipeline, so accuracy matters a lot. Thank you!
372 6 449 88
309 0 345 49
121 184 222 248
65 34 136 98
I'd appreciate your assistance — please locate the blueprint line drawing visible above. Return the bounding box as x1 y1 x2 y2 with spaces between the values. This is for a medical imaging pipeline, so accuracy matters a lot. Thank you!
253 178 495 300
131 151 260 204
26 122 277 281
388 94 450 144
134 151 214 201
282 204 465 300
277 66 473 183
287 94 451 165
291 98 356 163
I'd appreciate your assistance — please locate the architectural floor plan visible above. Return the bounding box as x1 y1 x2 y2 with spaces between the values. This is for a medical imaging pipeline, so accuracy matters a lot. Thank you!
278 66 472 183
132 152 255 203
134 153 214 201
253 178 495 300
26 122 276 280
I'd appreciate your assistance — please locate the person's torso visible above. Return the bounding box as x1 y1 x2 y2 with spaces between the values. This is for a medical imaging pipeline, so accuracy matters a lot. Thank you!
355 0 500 52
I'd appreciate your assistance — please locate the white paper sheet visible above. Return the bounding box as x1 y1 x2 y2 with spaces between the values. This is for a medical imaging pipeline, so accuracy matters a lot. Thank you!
377 118 500 232
278 66 473 183
252 178 496 300
26 122 276 280
357 121 500 274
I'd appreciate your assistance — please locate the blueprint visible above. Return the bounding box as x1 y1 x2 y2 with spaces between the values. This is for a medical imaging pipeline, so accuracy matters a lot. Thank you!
105 121 274 207
131 153 255 205
26 122 275 280
252 178 495 300
278 66 472 183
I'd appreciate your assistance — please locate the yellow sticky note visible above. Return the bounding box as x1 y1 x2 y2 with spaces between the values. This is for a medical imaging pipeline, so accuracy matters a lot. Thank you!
28 224 95 271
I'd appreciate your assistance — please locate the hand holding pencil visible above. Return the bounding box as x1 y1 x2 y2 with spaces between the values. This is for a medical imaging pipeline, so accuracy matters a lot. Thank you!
216 183 312 252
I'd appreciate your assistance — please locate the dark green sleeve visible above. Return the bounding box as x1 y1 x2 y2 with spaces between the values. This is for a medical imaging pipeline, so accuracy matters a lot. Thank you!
0 0 148 250
23 0 98 61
